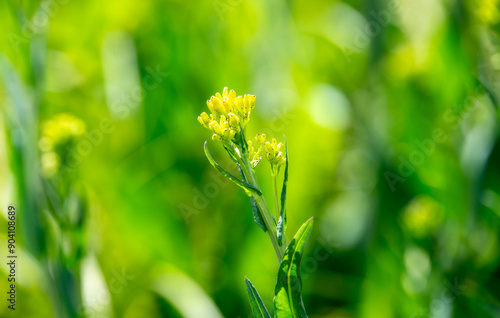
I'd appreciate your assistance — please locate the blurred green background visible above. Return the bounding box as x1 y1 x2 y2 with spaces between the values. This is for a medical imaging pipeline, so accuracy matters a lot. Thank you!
1 0 500 317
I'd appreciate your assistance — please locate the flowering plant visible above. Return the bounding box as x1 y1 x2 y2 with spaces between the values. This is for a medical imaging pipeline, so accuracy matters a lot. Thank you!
198 87 313 318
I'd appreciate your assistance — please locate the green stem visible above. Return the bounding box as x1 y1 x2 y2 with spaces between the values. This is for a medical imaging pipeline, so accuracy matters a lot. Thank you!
236 154 284 262
272 173 279 220
253 194 284 262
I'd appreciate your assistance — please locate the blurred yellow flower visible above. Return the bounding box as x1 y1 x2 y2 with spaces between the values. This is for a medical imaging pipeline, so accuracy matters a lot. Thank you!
41 113 85 148
475 0 500 24
39 113 86 177
255 133 266 144
41 152 60 178
402 195 443 238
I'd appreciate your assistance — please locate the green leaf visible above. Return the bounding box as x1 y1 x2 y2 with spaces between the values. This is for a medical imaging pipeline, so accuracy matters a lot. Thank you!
250 197 267 232
274 218 313 318
277 137 288 246
204 141 262 197
245 277 271 318
233 158 266 233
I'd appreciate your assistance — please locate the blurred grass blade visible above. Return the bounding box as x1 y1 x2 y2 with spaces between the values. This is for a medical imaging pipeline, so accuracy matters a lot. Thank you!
0 54 31 123
204 141 262 196
102 31 141 119
153 266 224 318
274 217 313 318
42 179 62 220
277 137 288 246
245 277 271 318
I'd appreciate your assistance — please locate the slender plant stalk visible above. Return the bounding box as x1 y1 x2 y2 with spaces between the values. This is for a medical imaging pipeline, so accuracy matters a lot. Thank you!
236 152 284 262
272 174 279 219
253 195 284 262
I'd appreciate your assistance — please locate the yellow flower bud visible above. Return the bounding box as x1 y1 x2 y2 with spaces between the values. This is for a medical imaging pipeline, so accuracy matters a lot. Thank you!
246 140 263 169
264 144 271 156
206 100 216 114
197 112 211 128
213 123 224 136
200 112 210 122
228 113 240 128
234 96 244 115
264 137 286 173
265 140 275 155
209 121 218 130
243 94 256 112
197 116 206 128
276 142 284 152
223 101 232 114
228 89 236 102
255 134 266 144
210 96 225 115
212 134 223 142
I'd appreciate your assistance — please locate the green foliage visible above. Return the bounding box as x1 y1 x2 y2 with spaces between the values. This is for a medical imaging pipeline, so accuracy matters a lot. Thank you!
274 218 313 318
277 139 288 246
245 277 272 318
204 141 262 197
250 197 268 233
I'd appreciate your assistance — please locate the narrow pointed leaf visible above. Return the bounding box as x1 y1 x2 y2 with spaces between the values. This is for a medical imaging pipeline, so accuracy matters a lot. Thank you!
235 160 267 233
277 138 288 246
204 141 262 196
274 218 313 318
245 277 271 318
250 197 267 232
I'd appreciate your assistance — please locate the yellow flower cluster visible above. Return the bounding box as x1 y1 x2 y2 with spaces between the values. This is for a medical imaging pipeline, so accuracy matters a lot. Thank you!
247 133 266 168
198 87 256 142
265 138 286 174
38 113 86 177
